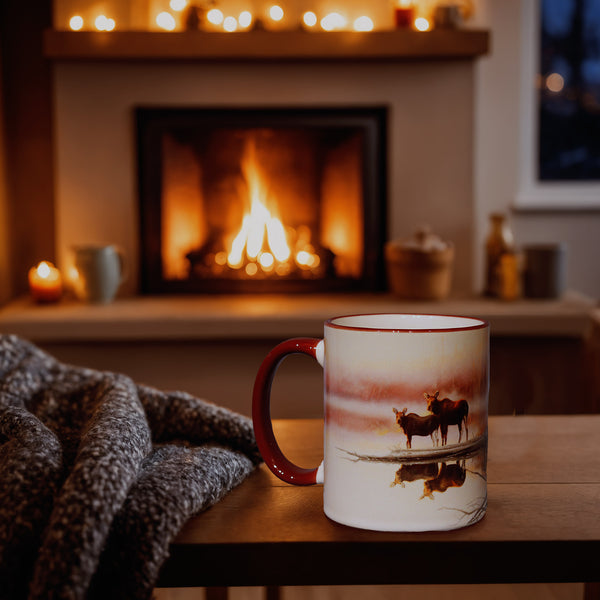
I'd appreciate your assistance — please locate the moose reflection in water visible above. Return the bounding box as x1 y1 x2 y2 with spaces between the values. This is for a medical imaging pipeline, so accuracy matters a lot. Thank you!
390 461 466 499
339 437 487 526
390 462 439 488
420 461 466 500
393 391 469 449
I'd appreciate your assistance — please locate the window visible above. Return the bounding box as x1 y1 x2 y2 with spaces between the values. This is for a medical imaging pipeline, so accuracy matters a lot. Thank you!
539 0 600 180
516 0 600 208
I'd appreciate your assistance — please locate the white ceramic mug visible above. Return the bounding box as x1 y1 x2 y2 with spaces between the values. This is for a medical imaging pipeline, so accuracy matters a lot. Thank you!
253 313 489 532
72 245 125 304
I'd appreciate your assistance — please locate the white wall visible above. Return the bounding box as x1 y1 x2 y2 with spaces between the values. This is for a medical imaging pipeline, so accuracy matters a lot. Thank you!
473 0 600 298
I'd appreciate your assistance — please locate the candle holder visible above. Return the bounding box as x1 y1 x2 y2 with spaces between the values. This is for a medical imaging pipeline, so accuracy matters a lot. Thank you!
394 2 415 29
28 261 63 303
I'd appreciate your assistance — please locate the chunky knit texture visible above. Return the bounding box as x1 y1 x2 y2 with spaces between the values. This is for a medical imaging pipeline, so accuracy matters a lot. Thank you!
0 335 261 600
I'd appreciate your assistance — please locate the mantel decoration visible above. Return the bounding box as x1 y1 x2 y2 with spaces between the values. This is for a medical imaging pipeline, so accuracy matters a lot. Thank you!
55 0 475 34
28 261 63 304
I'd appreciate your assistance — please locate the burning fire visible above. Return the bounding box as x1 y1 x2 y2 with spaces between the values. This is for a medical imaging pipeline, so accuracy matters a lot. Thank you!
217 137 321 278
226 195 290 269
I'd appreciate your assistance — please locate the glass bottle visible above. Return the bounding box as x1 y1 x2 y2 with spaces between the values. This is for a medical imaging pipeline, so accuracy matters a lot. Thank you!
485 213 514 297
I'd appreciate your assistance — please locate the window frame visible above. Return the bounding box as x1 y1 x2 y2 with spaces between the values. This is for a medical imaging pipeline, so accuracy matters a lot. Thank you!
515 0 600 210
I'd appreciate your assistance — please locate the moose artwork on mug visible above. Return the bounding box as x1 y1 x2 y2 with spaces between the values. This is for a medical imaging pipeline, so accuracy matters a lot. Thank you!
322 316 489 531
393 391 469 449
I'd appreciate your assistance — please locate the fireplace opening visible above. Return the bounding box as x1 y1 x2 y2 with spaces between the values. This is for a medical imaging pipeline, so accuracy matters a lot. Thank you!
136 107 387 294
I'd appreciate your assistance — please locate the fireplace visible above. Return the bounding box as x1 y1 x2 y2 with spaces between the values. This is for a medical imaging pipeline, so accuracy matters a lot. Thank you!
136 107 387 294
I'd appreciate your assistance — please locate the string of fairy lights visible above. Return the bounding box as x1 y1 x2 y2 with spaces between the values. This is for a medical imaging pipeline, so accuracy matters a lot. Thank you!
66 0 445 33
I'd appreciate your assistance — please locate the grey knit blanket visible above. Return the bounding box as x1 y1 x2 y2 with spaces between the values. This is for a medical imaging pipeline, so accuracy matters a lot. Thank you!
0 334 261 600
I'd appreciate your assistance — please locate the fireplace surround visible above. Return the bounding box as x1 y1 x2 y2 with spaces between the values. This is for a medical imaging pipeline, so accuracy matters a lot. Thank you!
49 43 482 299
136 106 387 294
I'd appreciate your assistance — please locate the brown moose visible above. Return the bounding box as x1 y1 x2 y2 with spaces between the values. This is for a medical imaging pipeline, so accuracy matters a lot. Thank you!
425 391 469 446
393 407 439 449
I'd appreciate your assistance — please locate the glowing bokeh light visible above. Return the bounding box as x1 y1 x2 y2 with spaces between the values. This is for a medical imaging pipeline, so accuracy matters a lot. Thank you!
353 16 374 31
269 5 284 21
259 252 274 270
303 11 317 27
276 263 291 276
414 17 430 31
546 72 565 93
37 261 52 278
223 16 238 31
156 11 176 30
207 8 224 25
296 251 312 266
239 10 253 28
69 15 84 30
170 0 187 11
245 263 258 276
295 250 320 269
320 12 346 31
95 15 108 30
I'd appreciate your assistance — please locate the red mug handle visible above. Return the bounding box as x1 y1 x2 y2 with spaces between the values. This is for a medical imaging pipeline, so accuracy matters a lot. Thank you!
252 337 324 485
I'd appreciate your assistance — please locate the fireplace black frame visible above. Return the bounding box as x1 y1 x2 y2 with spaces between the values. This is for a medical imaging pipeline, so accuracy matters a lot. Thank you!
136 106 388 294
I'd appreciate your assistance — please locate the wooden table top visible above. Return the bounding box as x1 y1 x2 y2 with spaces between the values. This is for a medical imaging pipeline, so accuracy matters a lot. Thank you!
158 415 600 587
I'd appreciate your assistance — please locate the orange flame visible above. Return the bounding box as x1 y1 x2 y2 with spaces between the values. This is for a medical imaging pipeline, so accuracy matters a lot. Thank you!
224 137 320 277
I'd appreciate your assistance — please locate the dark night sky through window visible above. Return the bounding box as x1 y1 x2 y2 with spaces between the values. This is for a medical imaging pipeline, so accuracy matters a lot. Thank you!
539 0 600 180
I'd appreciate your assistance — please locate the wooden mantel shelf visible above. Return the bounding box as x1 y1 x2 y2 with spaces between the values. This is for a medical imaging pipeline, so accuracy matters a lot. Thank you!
43 29 489 62
0 292 594 343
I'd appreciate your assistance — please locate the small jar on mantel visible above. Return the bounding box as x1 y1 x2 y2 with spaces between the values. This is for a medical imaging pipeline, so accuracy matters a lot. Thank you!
385 226 454 300
484 213 515 297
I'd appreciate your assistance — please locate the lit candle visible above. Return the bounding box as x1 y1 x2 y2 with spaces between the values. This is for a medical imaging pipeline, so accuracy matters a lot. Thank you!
28 261 63 303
